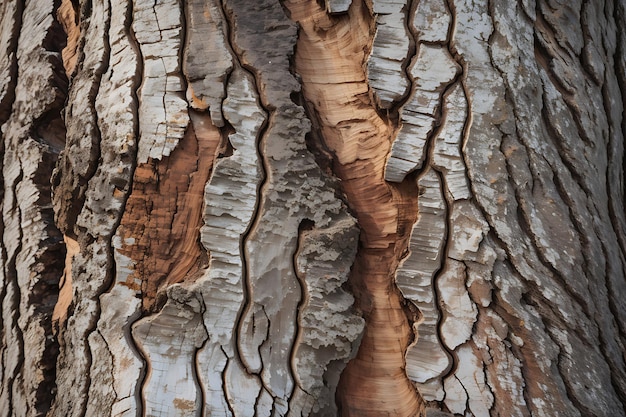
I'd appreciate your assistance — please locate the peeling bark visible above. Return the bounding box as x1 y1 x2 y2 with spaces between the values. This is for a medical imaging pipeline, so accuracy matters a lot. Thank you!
1 1 625 416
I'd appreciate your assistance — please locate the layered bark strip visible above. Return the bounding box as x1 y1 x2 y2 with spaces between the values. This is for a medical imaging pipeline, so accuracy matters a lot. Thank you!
1 0 626 417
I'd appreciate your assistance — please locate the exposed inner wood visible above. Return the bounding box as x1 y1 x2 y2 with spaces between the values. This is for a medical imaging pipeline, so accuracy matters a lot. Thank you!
285 0 423 415
52 235 80 328
56 0 79 77
116 111 221 311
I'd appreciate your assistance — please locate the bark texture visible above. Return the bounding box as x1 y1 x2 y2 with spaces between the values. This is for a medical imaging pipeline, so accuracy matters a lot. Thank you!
1 0 625 416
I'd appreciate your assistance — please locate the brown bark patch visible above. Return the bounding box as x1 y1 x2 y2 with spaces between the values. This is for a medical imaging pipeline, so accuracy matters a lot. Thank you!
52 235 80 329
285 0 424 415
116 111 221 311
57 0 79 77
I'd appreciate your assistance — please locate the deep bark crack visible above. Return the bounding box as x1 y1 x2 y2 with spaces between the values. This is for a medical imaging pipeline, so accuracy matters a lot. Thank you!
216 2 273 388
285 1 424 415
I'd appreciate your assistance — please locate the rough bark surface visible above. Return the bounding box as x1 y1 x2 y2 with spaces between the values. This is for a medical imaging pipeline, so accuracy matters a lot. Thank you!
1 0 625 416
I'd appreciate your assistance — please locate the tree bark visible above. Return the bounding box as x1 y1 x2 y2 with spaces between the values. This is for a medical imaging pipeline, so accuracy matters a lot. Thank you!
1 0 625 416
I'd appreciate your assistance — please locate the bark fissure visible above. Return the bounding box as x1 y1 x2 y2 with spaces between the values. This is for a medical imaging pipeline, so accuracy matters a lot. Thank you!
285 1 424 415
52 0 111 341
194 295 210 417
551 330 597 417
79 0 142 413
425 167 454 377
533 41 592 199
0 0 21 122
533 5 593 149
289 219 313 404
420 80 473 400
490 6 626 409
3 166 25 416
217 0 271 381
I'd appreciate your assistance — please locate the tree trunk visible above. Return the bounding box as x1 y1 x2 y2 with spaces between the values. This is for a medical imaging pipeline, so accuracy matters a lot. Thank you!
1 0 625 416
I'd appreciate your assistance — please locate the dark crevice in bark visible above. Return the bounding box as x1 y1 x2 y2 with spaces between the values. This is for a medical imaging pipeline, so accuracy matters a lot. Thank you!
537 85 592 209
502 134 592 321
481 201 577 344
454 373 471 413
52 0 109 240
405 75 464 399
598 5 626 381
478 339 495 416
219 346 237 417
120 0 219 314
65 1 131 414
71 10 109 417
578 2 603 87
194 296 210 417
14 1 70 413
89 0 135 286
287 219 314 405
439 1 484 408
549 328 598 417
218 0 271 399
84 1 143 414
536 87 626 398
426 166 455 382
603 80 626 272
520 292 574 389
545 149 596 307
532 14 576 95
534 56 593 200
3 168 25 417
128 309 150 417
29 164 66 417
522 274 616 417
542 57 626 405
126 4 225 394
398 0 419 112
533 14 595 151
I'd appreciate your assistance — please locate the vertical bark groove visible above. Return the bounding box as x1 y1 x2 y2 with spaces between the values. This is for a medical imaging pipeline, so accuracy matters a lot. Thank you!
285 1 426 415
